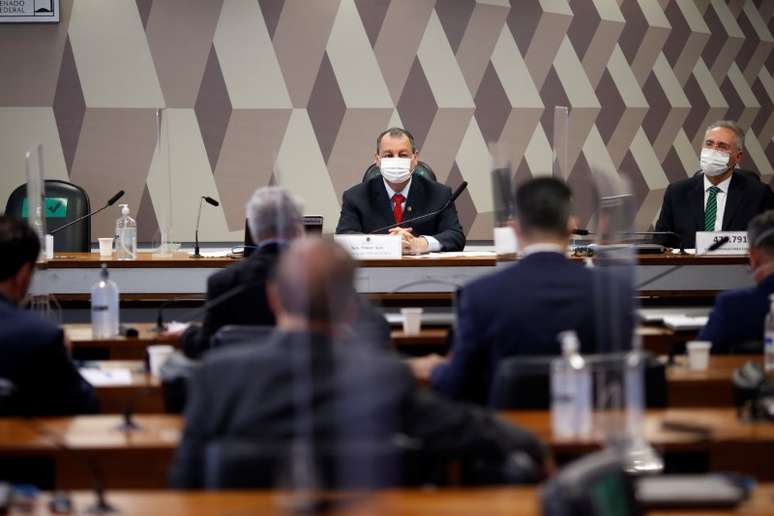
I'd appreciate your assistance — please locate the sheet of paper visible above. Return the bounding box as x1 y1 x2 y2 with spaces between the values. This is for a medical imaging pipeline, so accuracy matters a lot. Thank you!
79 368 133 386
661 315 709 331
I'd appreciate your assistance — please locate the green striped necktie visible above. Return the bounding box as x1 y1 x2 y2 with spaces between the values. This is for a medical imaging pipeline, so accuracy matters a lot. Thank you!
704 186 721 231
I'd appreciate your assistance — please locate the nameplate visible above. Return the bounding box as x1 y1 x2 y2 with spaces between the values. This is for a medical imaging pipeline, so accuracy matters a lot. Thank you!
334 234 402 260
695 231 749 255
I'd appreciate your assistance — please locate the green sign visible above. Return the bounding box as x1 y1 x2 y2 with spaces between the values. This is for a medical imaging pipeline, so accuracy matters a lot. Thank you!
21 197 68 218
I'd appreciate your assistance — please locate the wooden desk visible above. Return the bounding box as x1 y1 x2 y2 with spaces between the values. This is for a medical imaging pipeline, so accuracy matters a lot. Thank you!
2 409 772 488
667 355 757 407
11 485 774 516
66 324 177 359
32 252 751 302
83 361 164 414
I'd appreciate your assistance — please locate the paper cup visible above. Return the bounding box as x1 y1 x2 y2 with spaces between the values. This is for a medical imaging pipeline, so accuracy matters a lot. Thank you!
401 308 423 336
148 345 175 378
686 341 711 370
98 238 114 258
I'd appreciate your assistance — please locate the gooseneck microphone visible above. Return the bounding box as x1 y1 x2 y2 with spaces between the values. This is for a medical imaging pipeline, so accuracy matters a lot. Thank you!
192 196 220 258
572 229 686 254
635 236 730 290
49 190 125 236
369 181 468 235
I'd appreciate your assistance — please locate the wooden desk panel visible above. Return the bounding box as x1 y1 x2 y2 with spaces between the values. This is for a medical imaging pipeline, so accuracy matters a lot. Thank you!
14 485 774 516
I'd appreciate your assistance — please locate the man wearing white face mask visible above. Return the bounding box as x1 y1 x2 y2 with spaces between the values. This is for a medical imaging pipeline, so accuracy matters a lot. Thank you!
335 127 465 253
655 120 774 249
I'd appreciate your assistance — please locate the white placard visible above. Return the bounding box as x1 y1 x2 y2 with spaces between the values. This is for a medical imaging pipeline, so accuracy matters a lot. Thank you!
334 234 402 260
695 231 749 255
493 226 517 255
0 0 59 22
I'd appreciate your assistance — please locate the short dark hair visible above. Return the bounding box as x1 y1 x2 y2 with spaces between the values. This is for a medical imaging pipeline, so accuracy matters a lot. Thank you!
748 210 774 252
0 216 41 282
376 127 416 153
514 177 573 236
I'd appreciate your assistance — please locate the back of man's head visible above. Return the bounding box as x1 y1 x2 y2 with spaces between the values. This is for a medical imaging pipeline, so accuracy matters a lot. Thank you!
273 239 357 326
0 216 40 283
514 177 573 238
246 186 304 244
749 210 774 255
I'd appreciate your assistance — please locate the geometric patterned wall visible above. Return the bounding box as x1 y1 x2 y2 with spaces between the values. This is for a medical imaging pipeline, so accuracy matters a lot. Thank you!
1 0 773 242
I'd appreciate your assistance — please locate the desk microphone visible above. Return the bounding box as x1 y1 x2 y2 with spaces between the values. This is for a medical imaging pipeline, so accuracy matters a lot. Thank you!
192 196 220 258
634 236 730 290
369 181 468 235
49 190 125 235
572 229 685 254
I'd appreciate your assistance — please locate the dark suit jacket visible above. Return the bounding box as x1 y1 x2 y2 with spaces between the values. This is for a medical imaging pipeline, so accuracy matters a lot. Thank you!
431 252 634 402
0 295 97 416
170 331 544 488
697 274 774 352
335 174 466 252
655 171 774 249
181 243 283 358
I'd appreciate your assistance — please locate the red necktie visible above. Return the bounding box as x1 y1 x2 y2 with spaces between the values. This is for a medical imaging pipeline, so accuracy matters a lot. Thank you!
392 193 405 224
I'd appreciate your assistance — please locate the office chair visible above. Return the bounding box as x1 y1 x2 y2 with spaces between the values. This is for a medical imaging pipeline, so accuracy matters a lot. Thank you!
489 352 667 410
4 180 91 252
361 161 437 183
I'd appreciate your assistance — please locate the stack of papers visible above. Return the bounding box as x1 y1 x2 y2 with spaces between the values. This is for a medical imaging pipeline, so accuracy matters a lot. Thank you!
79 368 133 386
661 315 709 331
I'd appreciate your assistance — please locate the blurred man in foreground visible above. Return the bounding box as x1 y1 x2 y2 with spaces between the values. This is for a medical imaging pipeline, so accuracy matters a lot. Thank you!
170 239 544 488
411 177 634 403
0 216 97 416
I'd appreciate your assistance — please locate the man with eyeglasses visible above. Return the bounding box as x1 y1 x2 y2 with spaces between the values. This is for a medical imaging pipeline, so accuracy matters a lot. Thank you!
655 120 774 249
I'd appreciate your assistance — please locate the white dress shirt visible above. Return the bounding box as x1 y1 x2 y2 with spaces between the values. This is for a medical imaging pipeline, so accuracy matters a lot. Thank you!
520 242 565 257
703 174 732 231
383 179 441 252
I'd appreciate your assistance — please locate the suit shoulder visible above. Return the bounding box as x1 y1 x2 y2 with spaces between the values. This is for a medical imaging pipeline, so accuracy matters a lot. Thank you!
342 179 372 200
665 175 700 195
2 307 62 347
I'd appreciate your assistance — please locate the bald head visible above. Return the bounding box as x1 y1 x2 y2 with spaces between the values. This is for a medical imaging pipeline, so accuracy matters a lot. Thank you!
271 239 357 327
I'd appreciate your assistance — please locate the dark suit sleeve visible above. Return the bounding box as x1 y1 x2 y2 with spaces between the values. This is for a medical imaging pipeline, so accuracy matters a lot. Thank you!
430 287 486 400
35 330 98 415
181 272 228 359
335 189 364 234
402 378 545 472
432 196 466 251
654 184 678 247
169 363 216 488
697 294 732 353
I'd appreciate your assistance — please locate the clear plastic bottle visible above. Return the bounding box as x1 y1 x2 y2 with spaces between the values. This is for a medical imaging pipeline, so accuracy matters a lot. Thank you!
91 264 119 338
551 330 592 438
115 204 137 260
764 294 774 373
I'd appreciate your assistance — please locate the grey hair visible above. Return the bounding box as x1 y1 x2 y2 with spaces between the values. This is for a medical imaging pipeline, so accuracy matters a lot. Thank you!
705 120 745 151
245 186 304 244
748 210 774 252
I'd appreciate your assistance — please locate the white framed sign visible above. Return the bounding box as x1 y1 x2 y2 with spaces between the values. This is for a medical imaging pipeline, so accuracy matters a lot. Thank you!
334 234 402 260
0 0 59 23
695 231 749 255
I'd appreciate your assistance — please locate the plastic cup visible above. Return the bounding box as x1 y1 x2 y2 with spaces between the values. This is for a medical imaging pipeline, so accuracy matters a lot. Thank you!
98 238 114 258
401 308 423 336
148 345 175 378
686 341 712 370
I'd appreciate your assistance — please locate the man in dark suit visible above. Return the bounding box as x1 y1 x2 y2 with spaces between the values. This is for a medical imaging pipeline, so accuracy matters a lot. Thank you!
173 187 304 358
170 239 544 488
655 121 774 249
0 216 97 416
335 127 465 253
698 211 774 352
410 178 634 402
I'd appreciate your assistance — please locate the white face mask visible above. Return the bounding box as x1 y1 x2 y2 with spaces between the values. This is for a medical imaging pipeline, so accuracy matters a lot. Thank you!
379 157 412 184
700 148 732 177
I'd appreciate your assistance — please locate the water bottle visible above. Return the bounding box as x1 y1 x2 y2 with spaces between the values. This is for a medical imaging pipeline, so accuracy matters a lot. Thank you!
765 294 774 373
115 204 137 260
91 264 119 338
551 330 592 438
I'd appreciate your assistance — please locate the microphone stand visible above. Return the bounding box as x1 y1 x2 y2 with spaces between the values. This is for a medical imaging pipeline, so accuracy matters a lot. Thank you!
370 181 468 235
635 236 730 290
49 191 125 235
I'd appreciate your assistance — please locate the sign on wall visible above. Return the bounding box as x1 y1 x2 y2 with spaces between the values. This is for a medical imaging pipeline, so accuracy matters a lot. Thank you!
0 0 59 23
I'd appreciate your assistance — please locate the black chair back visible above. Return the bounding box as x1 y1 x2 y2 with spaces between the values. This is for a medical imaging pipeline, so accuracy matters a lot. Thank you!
362 161 437 183
489 352 667 410
4 180 91 252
